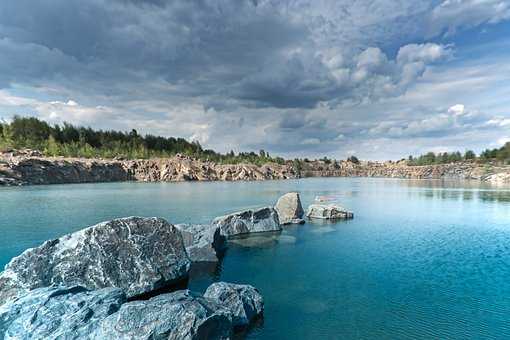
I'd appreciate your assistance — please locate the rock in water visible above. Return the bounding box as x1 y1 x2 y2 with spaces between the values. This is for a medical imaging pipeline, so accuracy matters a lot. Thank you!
175 224 226 262
306 204 354 219
204 282 264 328
91 290 233 340
0 217 191 303
212 207 281 238
275 192 305 225
0 285 126 339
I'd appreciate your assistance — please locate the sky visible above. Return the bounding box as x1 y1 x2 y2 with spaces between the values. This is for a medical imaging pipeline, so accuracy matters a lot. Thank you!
0 0 509 160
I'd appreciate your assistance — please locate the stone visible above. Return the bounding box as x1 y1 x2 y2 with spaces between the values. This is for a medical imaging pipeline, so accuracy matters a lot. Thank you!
275 192 305 225
0 217 190 303
175 224 226 262
306 204 354 220
204 282 264 328
0 285 126 339
91 290 233 340
212 207 281 238
485 172 510 185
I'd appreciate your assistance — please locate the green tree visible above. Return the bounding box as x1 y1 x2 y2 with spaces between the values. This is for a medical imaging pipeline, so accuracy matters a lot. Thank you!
464 150 476 160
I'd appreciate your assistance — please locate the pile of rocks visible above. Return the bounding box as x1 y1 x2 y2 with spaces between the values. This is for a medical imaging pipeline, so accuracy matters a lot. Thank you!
0 192 354 339
0 217 263 339
0 282 263 339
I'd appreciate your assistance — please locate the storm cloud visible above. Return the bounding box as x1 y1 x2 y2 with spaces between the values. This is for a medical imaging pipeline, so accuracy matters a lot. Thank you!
1 0 509 159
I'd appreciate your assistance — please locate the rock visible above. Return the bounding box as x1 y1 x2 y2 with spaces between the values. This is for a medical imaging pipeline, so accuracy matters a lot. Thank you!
212 207 281 238
204 282 264 328
91 289 233 340
306 204 353 220
175 224 226 262
0 217 191 303
275 192 305 225
485 172 510 185
0 285 126 339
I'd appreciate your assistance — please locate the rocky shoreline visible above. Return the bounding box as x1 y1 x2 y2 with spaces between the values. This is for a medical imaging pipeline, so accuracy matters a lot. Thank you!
0 193 350 339
1 149 510 186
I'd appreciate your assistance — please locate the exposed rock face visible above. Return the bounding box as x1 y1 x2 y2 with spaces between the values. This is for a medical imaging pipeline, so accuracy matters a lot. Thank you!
0 217 190 303
212 207 281 238
306 204 354 220
0 285 126 339
275 192 305 225
175 224 226 262
485 172 510 185
2 149 510 186
204 282 264 328
91 289 233 340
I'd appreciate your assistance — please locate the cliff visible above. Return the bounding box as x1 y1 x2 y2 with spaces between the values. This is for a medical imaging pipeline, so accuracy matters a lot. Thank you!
1 149 508 186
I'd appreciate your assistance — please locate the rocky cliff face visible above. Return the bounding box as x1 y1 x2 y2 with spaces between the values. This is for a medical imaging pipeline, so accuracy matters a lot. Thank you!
1 149 508 186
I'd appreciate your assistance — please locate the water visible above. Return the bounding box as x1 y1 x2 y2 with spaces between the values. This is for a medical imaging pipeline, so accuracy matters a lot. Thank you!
2 178 510 339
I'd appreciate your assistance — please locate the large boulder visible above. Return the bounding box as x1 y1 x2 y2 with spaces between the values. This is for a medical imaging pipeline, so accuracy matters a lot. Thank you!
306 204 353 220
275 192 305 225
175 224 226 262
0 217 191 303
0 285 126 339
212 207 281 238
91 290 233 340
204 282 264 328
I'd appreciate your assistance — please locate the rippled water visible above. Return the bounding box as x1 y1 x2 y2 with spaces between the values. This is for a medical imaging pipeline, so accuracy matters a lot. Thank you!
2 178 510 339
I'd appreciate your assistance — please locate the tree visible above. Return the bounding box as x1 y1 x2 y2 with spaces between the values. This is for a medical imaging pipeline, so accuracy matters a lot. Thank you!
464 150 476 160
347 155 360 164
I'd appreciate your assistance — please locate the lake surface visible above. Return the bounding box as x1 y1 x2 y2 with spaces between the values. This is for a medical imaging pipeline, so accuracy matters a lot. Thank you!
2 178 510 339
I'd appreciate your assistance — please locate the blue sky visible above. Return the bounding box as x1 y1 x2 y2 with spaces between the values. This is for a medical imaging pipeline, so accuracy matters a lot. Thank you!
0 0 509 160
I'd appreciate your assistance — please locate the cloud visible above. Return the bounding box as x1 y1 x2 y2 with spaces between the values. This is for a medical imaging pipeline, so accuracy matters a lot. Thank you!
428 0 510 37
0 0 509 159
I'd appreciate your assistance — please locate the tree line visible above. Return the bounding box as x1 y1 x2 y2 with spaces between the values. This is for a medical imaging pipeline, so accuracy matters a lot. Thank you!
0 116 285 165
2 116 510 166
407 144 510 166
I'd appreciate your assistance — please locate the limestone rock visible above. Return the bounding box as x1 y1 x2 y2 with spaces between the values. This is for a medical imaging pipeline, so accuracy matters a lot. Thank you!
306 204 353 220
485 172 510 185
0 285 125 339
91 290 233 340
275 192 305 225
204 282 264 328
0 217 190 303
175 224 226 262
212 207 281 238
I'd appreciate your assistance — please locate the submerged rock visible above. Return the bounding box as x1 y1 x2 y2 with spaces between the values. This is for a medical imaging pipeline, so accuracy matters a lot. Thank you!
0 217 190 303
212 207 281 238
175 224 226 262
306 204 353 220
0 285 126 339
204 282 264 328
275 192 305 225
91 289 233 340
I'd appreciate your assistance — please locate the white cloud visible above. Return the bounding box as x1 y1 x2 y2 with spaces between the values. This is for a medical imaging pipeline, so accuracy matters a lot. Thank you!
448 104 465 115
428 0 510 36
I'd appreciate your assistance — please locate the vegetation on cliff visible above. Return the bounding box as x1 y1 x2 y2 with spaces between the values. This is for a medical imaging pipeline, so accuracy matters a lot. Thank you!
0 116 285 165
407 145 510 166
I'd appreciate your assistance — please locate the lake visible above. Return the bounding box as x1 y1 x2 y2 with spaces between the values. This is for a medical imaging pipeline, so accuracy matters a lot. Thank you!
2 177 510 339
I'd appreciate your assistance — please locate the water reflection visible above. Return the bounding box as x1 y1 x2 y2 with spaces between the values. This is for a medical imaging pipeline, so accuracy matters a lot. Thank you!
395 179 510 203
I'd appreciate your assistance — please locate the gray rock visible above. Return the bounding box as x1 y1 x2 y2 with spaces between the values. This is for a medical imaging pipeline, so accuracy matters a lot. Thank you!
204 282 264 328
0 285 125 339
275 192 305 225
306 204 354 219
175 224 226 262
0 217 190 303
212 207 281 238
91 290 233 340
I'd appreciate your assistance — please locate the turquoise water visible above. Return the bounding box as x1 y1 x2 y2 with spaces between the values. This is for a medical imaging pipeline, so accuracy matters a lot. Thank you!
2 178 510 339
